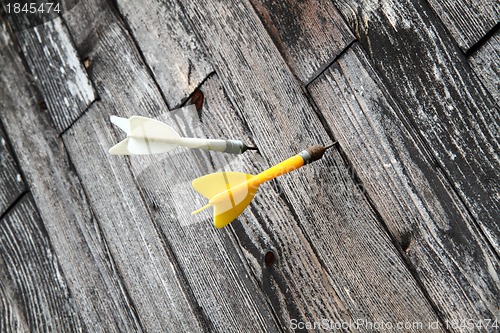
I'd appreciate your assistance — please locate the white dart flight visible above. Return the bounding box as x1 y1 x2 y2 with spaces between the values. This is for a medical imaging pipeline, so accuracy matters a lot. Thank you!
109 115 254 155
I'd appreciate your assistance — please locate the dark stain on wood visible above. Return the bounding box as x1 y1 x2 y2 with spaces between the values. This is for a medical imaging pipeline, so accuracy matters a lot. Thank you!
190 89 205 112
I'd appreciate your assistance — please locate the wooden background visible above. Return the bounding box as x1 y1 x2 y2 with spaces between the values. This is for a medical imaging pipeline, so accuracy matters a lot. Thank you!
0 0 498 331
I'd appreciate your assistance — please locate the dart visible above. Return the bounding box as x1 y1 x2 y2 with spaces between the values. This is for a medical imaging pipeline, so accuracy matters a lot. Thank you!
192 144 335 228
109 115 256 155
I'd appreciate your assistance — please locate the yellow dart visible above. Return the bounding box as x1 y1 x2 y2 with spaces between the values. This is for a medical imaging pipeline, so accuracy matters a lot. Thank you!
192 144 334 228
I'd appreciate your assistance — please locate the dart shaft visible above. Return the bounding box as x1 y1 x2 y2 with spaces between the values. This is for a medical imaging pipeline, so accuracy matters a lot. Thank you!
250 154 305 187
249 145 327 187
176 137 226 150
178 138 248 154
210 150 313 207
127 136 247 154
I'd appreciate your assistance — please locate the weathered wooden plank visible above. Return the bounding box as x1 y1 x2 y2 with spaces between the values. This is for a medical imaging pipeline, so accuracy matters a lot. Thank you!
332 0 500 252
0 260 29 332
179 0 444 328
63 6 286 328
0 20 144 333
115 0 213 108
62 0 111 53
0 194 86 332
425 0 499 52
127 95 283 332
62 16 211 333
0 125 26 216
15 17 96 134
309 43 500 330
248 0 354 84
469 31 499 105
65 108 208 333
131 76 353 331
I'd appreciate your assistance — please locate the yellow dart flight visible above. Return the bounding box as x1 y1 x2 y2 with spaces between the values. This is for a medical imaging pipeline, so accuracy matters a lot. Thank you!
192 145 332 228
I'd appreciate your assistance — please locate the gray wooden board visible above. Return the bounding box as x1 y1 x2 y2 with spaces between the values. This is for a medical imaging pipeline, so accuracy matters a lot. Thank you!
425 0 499 52
469 31 500 105
66 2 303 326
309 43 500 330
0 255 29 332
0 125 26 217
121 90 283 332
179 0 444 329
0 21 144 333
62 0 112 54
64 11 284 329
131 75 352 331
0 194 86 332
15 17 96 134
115 0 214 108
248 0 354 84
332 0 500 253
62 16 208 333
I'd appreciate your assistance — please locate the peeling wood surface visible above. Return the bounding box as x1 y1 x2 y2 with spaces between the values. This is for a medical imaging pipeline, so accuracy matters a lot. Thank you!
332 0 500 253
309 43 500 327
248 0 354 84
425 0 499 51
0 0 498 332
15 17 96 134
469 31 500 105
0 267 29 333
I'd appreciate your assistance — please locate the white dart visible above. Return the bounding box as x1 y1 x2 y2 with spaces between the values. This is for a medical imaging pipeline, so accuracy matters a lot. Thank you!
109 115 255 155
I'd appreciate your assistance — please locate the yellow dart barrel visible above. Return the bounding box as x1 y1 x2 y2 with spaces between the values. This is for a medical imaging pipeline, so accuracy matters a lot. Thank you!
250 154 305 187
249 145 327 187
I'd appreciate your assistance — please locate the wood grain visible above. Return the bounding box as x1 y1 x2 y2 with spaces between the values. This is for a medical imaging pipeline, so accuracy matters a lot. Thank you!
0 258 29 332
62 0 112 54
309 43 500 330
15 17 96 134
425 0 499 51
332 0 500 253
469 31 499 105
0 20 144 333
0 194 86 332
65 4 292 327
115 0 213 108
133 75 353 331
65 11 284 328
0 125 26 216
248 0 354 84
62 16 213 333
179 0 444 328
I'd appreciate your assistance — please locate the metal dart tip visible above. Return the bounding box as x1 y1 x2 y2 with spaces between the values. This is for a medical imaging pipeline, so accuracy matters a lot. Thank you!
324 142 338 150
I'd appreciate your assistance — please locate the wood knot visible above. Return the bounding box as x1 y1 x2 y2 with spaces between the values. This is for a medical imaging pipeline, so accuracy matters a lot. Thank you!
264 251 275 267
